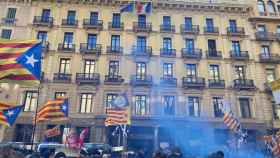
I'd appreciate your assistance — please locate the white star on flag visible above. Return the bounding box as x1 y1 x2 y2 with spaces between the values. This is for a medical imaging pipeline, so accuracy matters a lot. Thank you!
61 105 67 111
25 54 38 67
7 110 14 116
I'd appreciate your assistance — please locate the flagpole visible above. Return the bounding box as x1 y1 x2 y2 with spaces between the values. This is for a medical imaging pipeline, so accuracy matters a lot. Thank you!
31 83 42 151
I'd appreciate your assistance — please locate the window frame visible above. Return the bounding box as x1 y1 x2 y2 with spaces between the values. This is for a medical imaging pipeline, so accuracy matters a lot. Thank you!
23 91 38 112
79 93 93 113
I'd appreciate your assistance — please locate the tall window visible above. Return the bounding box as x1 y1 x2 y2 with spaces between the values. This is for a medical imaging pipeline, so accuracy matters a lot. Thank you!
235 66 246 79
63 32 73 46
188 97 200 117
186 64 197 77
231 41 241 55
163 63 173 77
67 10 76 24
37 31 48 43
277 26 280 33
163 38 172 49
87 34 97 49
59 58 70 74
258 0 266 13
163 96 175 115
184 17 192 30
138 14 146 27
112 13 121 27
137 36 146 50
108 61 119 77
89 12 98 24
111 35 120 51
1 29 12 39
80 93 93 113
54 92 66 99
134 95 148 115
14 124 33 142
84 59 95 74
106 93 118 108
213 97 223 117
239 98 251 118
257 25 266 32
206 18 214 32
23 91 38 112
208 39 217 54
268 1 276 14
185 39 194 52
229 20 237 32
266 68 276 82
6 8 17 19
261 45 270 56
209 65 220 80
41 9 51 22
163 16 171 26
136 62 146 80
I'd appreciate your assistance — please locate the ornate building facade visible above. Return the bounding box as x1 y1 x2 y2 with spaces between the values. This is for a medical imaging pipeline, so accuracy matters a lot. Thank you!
0 0 278 155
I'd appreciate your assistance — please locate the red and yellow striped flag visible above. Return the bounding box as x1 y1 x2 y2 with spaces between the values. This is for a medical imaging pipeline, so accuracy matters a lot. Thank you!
105 107 131 126
0 40 42 85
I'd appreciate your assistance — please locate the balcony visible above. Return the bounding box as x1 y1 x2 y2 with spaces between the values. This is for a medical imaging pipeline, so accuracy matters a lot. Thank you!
61 19 78 27
227 27 245 36
255 32 276 41
132 22 152 33
80 43 101 55
1 18 17 25
132 46 152 57
108 22 124 31
104 75 124 85
58 43 75 53
182 76 205 89
160 25 175 33
83 19 103 30
53 73 72 83
208 79 225 89
259 54 280 64
230 51 249 60
33 16 53 27
181 49 202 59
41 41 50 52
160 48 176 58
130 75 153 87
206 50 222 59
160 76 177 87
203 27 219 35
106 46 123 55
233 79 255 90
180 25 199 35
76 73 100 85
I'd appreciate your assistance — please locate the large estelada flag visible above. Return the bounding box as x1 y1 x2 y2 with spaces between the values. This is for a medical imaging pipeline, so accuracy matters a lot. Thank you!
0 105 23 127
0 40 42 85
34 98 69 124
271 79 280 104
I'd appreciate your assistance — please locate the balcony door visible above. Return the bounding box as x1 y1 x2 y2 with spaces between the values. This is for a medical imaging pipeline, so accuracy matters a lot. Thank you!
84 60 95 75
111 35 120 51
67 10 76 24
261 45 270 57
186 64 197 82
229 20 237 32
59 58 70 74
87 34 97 49
163 38 172 50
41 9 50 22
209 65 220 81
63 32 73 48
185 39 194 53
163 16 171 27
137 36 146 52
112 13 121 27
37 31 47 43
184 17 192 30
90 12 98 24
108 61 119 77
208 39 217 55
206 18 214 31
136 62 146 80
231 41 241 55
138 14 146 27
235 66 246 80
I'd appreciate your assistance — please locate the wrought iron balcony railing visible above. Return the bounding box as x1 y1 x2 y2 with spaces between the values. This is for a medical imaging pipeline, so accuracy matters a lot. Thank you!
255 32 276 41
208 79 225 89
160 48 176 57
230 51 249 60
83 19 103 30
180 25 199 34
206 50 222 59
227 27 245 36
106 46 123 55
160 25 175 33
61 19 78 27
160 76 177 87
259 54 280 64
1 18 17 25
132 22 152 32
80 43 102 55
108 22 124 31
182 76 205 89
33 16 53 27
130 75 153 87
181 49 202 59
203 27 219 34
76 73 100 85
104 75 124 85
132 46 152 57
53 73 72 83
58 43 75 52
233 79 255 90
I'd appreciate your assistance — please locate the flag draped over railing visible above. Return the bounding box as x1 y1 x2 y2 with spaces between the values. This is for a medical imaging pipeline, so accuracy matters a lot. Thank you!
0 40 42 85
34 98 69 124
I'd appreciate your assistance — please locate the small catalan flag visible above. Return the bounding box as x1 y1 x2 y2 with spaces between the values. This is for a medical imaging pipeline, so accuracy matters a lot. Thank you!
0 105 23 127
34 98 69 124
0 40 42 85
105 108 130 126
223 111 241 132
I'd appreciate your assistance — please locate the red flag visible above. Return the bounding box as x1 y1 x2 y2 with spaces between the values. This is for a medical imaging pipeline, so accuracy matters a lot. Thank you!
79 128 89 148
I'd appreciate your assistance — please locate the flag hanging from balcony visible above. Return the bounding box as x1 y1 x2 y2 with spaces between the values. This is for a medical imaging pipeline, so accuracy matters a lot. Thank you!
105 93 130 126
0 40 42 85
271 79 280 104
120 2 134 13
0 105 23 127
34 98 69 124
136 1 152 14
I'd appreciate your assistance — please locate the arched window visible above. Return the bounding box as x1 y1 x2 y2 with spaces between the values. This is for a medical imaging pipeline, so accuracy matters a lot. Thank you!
257 0 266 13
268 1 276 14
